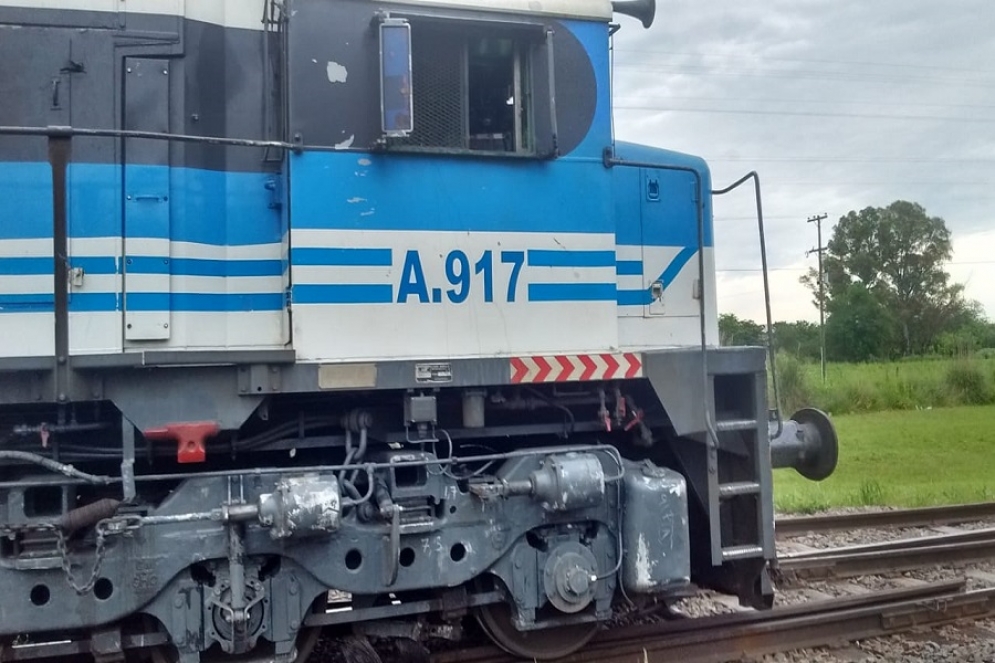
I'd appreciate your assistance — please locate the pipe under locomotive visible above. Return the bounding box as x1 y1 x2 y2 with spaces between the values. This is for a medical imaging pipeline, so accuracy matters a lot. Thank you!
0 0 837 661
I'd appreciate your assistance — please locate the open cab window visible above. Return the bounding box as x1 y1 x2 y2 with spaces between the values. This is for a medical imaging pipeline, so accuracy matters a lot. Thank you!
379 15 542 157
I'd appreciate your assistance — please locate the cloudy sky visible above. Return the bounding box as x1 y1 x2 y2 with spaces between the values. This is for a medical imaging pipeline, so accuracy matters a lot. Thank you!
609 0 995 324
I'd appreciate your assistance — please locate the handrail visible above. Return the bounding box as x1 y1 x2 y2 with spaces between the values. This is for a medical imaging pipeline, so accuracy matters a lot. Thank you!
712 171 782 437
601 147 721 452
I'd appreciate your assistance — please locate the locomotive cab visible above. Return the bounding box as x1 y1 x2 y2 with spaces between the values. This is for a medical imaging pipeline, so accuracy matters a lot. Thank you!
0 1 837 661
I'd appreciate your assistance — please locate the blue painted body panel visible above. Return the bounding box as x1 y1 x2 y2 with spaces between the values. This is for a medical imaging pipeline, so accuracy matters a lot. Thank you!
0 163 285 313
0 22 714 323
0 163 282 244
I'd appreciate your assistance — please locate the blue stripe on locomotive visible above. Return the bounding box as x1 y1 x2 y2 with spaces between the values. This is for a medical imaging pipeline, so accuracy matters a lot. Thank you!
0 21 715 314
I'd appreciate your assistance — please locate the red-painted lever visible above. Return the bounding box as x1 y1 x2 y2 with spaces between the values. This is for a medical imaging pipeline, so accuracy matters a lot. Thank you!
143 421 220 464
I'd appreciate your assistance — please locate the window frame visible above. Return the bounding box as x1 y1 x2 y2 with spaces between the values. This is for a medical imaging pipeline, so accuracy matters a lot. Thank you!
375 11 552 160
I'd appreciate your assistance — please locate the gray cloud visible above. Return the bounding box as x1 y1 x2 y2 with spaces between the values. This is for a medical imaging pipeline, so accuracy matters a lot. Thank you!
609 1 995 321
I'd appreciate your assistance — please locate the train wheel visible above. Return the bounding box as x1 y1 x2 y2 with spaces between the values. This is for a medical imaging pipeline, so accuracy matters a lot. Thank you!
474 603 598 661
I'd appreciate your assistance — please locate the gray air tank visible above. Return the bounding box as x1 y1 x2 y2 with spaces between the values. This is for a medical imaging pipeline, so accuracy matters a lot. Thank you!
621 460 691 594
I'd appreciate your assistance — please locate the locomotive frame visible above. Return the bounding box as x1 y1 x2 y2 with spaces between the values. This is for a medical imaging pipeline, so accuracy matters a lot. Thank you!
0 1 837 661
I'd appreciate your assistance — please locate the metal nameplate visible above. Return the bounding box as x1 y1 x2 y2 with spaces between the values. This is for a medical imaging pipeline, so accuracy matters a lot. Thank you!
415 363 453 384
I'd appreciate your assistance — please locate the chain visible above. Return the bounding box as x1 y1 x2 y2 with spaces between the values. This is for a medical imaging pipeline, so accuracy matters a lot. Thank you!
3 516 144 596
55 523 107 595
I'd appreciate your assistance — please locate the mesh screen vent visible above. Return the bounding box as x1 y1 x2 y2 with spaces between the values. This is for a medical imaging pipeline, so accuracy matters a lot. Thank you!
394 29 466 150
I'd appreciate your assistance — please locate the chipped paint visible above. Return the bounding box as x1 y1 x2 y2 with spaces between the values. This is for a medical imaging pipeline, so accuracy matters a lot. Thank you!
326 61 348 83
634 533 656 588
357 158 373 166
259 475 342 539
284 476 341 532
334 135 355 149
347 197 367 204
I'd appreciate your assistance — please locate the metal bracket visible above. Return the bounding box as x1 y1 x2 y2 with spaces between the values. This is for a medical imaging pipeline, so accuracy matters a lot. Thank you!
238 365 282 396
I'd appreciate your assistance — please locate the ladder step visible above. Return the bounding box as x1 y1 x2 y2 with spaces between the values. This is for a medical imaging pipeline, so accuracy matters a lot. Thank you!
721 545 765 562
718 481 761 498
715 419 759 433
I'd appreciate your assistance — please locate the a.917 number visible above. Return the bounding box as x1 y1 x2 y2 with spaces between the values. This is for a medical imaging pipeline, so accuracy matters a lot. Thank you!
396 250 525 304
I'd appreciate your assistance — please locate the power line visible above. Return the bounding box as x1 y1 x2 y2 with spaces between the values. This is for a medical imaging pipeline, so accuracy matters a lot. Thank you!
706 156 995 164
717 260 995 273
613 94 995 113
614 104 995 124
611 61 995 89
610 48 995 77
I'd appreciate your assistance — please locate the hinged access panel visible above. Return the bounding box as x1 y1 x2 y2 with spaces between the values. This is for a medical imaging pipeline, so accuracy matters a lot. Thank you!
123 57 172 341
640 168 701 318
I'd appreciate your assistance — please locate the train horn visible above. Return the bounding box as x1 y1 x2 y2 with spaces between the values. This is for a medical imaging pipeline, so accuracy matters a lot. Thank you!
769 408 839 481
612 0 657 29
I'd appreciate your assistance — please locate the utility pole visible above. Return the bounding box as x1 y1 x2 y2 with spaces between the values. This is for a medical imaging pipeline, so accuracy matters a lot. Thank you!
807 214 829 382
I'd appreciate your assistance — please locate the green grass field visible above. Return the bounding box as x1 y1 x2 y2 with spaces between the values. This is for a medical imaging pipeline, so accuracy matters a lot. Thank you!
776 355 995 416
774 404 995 513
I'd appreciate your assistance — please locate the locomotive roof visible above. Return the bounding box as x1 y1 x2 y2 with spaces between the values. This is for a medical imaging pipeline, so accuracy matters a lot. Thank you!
0 0 614 29
380 0 614 21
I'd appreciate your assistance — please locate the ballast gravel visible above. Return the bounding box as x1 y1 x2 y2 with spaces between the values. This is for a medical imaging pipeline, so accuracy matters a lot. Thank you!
312 505 995 662
752 506 995 662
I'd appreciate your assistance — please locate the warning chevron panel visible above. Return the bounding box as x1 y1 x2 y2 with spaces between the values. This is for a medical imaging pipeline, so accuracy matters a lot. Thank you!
510 353 643 384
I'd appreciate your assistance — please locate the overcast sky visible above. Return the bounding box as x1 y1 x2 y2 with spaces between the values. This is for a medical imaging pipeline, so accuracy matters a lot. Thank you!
610 0 995 325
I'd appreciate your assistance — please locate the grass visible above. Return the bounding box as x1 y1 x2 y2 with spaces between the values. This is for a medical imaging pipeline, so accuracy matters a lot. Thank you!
774 404 995 513
774 355 995 416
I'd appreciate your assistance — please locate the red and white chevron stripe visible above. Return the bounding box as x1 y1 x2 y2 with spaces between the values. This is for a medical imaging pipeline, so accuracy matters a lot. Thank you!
510 353 643 384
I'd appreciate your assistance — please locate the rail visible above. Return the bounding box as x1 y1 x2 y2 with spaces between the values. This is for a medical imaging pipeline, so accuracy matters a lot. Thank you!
776 526 995 583
777 501 995 537
433 579 991 663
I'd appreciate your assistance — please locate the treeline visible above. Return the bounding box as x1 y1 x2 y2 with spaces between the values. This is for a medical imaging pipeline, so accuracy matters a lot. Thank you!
720 313 995 362
721 200 995 362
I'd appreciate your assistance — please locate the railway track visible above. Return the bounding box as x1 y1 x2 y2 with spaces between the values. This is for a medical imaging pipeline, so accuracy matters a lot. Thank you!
429 504 995 663
775 501 995 537
432 580 995 663
776 526 995 583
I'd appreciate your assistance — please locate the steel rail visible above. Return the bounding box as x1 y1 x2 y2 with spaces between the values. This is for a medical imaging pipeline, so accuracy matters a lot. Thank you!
776 502 995 537
433 580 981 663
776 528 995 583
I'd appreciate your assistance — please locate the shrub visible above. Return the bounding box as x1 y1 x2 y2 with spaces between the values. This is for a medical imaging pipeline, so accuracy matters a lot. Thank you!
774 353 812 414
944 361 994 405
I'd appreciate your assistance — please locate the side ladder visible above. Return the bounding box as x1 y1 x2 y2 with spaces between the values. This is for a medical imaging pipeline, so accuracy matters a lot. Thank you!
706 368 775 567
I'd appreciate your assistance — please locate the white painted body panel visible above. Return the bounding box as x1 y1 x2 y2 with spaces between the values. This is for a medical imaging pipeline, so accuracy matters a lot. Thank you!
0 0 268 30
290 229 620 362
617 247 720 349
1 232 717 359
0 0 611 30
0 237 288 357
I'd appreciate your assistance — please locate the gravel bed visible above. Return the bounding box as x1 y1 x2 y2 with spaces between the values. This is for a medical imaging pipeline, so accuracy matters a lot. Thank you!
783 525 943 550
760 509 995 662
309 506 995 662
776 506 995 551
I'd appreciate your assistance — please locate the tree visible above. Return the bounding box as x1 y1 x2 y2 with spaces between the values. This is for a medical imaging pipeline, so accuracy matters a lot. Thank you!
772 321 821 361
719 314 765 347
801 201 971 357
934 302 995 356
824 284 897 362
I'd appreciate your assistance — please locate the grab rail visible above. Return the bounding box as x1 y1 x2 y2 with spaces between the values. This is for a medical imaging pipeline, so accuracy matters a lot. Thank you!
711 172 782 437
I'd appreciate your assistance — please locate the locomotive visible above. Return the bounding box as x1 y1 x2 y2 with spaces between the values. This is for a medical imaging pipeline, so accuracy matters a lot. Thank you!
0 0 838 661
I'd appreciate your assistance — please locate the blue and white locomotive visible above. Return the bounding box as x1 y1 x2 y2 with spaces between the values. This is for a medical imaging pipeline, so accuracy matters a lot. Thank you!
0 0 837 661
